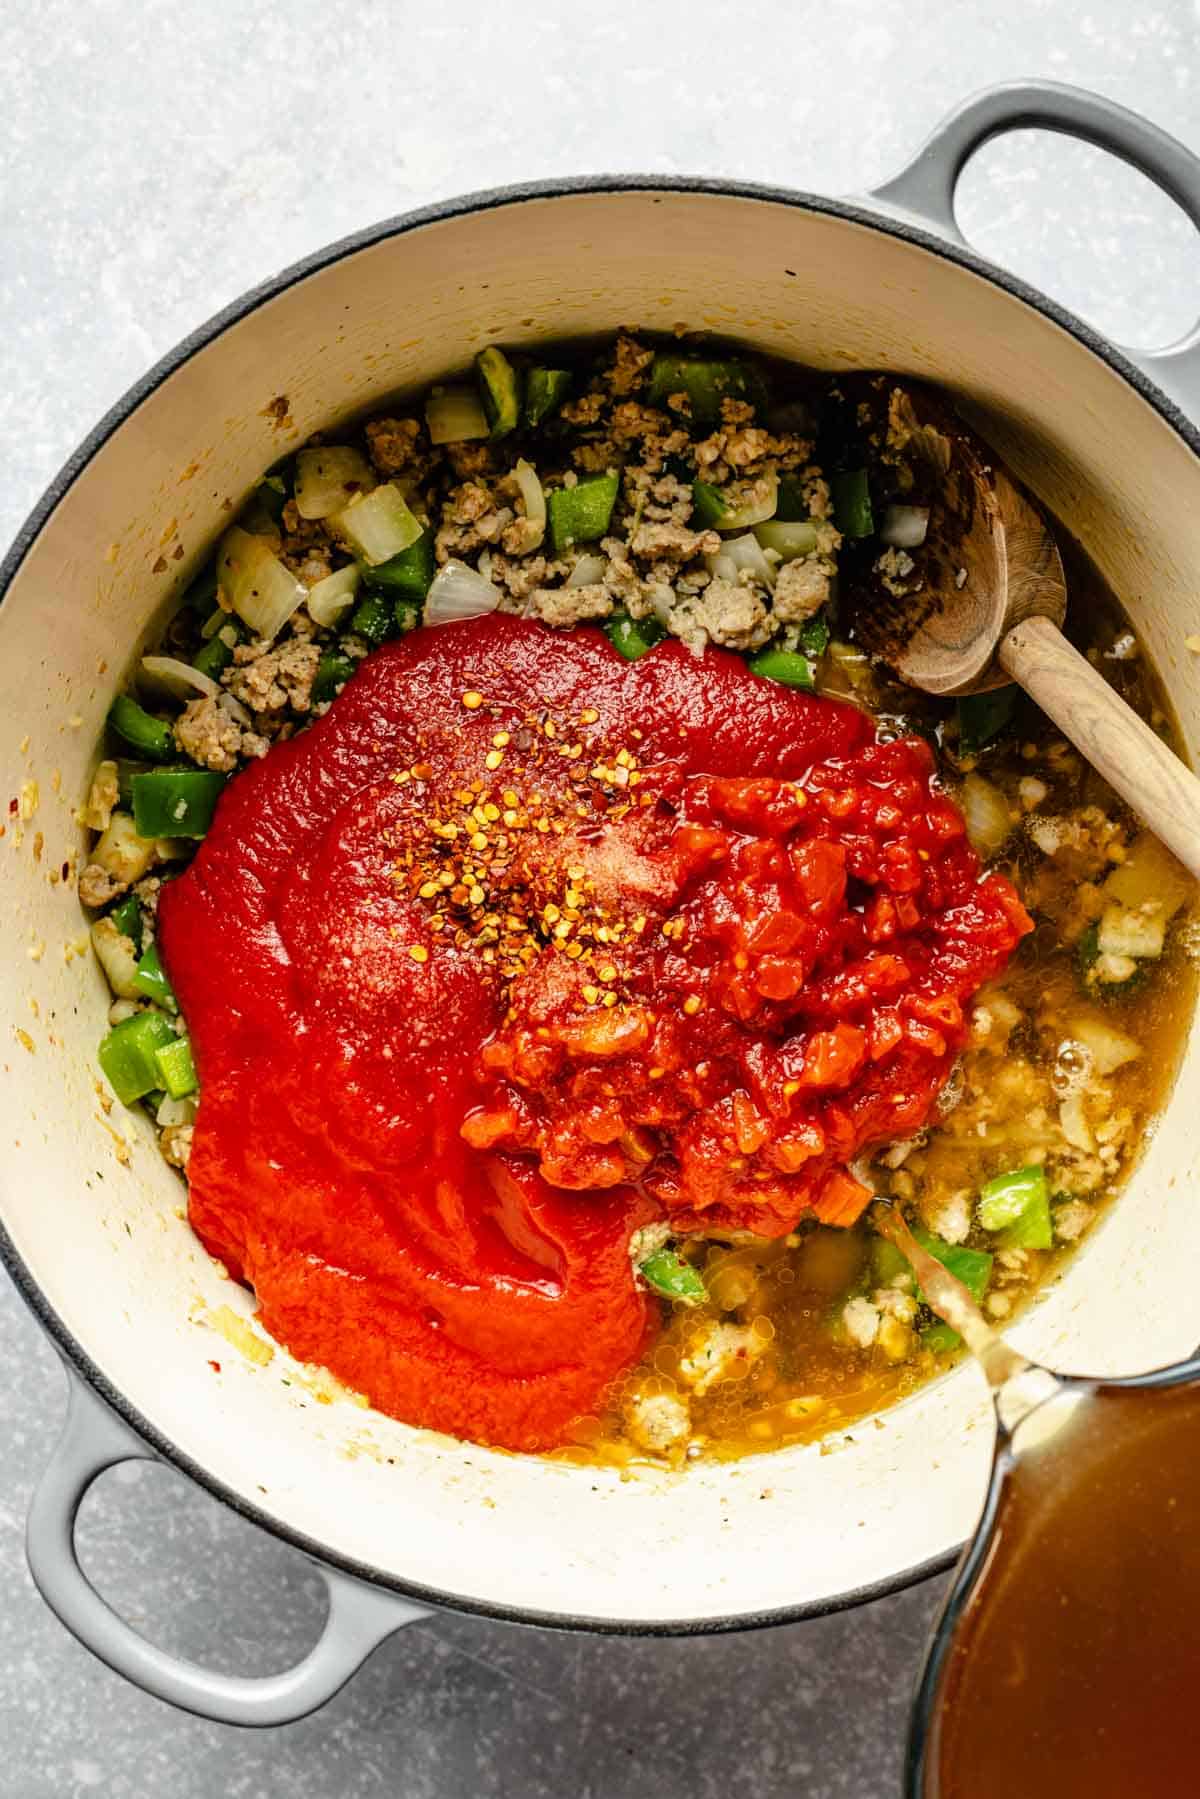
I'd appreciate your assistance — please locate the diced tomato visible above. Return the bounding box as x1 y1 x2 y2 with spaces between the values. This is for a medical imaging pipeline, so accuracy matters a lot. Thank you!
813 1168 873 1226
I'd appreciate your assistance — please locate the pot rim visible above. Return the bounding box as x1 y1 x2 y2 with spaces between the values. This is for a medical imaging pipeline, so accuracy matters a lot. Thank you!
3 169 1197 1638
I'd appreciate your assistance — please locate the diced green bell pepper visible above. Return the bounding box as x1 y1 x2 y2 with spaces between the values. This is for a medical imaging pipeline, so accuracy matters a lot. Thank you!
910 1226 994 1352
797 612 831 659
640 1248 707 1306
607 613 664 661
115 759 148 810
911 1228 993 1303
645 355 765 425
957 686 1018 753
775 474 810 522
978 1165 1052 1249
548 472 620 557
109 893 143 952
999 1201 1054 1252
748 648 817 691
831 468 874 539
313 652 356 702
691 481 728 529
1076 923 1145 999
476 346 522 438
524 367 572 427
192 618 244 682
155 1035 198 1100
365 530 434 601
133 942 178 1012
182 562 219 613
131 768 226 839
99 1010 177 1106
108 696 175 762
921 1321 963 1355
870 1235 910 1286
348 591 393 647
255 473 289 522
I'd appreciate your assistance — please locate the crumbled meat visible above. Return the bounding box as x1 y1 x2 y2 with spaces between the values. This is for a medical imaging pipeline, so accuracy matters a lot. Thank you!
446 440 497 480
692 407 813 484
228 640 322 717
678 578 771 652
607 401 691 472
364 416 423 476
626 1390 691 1457
161 1123 193 1170
501 514 545 557
1053 1199 1095 1242
624 469 694 523
876 1287 918 1323
561 391 607 427
842 1296 880 1348
629 520 720 564
875 545 918 596
78 863 127 908
434 480 514 562
133 875 162 916
678 1321 765 1395
489 553 557 603
628 1222 672 1270
530 584 613 629
605 333 655 397
175 697 244 773
772 557 831 623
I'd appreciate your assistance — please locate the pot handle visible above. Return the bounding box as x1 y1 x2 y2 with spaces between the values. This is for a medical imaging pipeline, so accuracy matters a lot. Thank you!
869 79 1200 420
26 1369 429 1727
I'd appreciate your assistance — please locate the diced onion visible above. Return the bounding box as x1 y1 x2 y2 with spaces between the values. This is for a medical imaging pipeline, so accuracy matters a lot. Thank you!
217 690 253 729
960 773 1013 860
91 917 142 999
1059 1092 1095 1153
139 655 221 705
513 459 546 550
706 532 775 590
566 553 608 589
426 384 490 445
1067 1012 1142 1075
1103 832 1192 921
880 504 930 549
425 559 502 626
332 483 423 566
306 563 361 628
216 526 307 642
755 519 818 561
293 446 375 521
92 812 158 884
156 1092 198 1127
715 470 778 531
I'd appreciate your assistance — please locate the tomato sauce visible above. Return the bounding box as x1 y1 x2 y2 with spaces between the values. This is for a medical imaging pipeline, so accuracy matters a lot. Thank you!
158 616 1029 1451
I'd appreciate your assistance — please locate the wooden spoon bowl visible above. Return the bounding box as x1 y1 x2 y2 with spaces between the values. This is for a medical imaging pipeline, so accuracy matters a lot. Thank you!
838 379 1200 880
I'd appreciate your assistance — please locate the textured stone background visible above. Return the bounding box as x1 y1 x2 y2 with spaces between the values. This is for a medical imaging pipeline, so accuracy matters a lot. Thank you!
2 3 1198 1795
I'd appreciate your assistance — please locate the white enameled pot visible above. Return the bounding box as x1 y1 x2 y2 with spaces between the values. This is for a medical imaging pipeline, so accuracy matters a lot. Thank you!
4 82 1200 1727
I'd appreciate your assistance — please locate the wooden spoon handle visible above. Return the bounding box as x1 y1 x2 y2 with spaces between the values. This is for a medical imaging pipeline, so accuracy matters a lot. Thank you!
999 614 1200 881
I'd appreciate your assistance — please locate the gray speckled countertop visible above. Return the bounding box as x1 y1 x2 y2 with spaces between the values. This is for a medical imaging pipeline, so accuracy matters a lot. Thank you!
2 5 1198 1795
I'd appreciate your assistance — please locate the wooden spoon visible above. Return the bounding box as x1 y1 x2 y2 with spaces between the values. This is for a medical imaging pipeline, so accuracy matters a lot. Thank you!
841 380 1200 881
